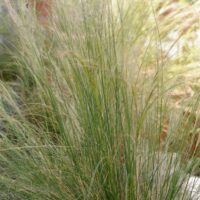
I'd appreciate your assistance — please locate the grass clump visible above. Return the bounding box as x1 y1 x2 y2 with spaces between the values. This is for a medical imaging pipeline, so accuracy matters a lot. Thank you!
0 0 200 199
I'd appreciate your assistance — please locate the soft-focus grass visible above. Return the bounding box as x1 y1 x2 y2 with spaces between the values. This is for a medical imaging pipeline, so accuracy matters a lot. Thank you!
0 0 200 199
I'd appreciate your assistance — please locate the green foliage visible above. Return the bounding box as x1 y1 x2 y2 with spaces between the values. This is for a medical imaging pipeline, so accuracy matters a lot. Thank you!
0 0 200 199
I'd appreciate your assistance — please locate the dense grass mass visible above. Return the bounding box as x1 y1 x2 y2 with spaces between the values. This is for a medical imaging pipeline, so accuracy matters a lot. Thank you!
0 0 200 199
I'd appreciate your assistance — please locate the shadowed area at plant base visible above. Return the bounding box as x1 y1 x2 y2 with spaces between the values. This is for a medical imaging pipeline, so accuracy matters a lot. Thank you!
0 1 20 82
